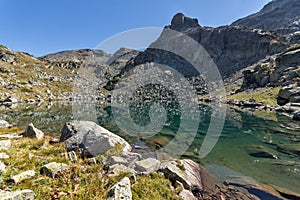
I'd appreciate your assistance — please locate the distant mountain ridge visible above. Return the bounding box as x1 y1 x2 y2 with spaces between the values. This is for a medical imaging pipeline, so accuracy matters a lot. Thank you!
232 0 300 34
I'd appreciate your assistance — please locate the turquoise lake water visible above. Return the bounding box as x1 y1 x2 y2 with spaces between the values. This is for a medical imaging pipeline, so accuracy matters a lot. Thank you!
1 102 299 194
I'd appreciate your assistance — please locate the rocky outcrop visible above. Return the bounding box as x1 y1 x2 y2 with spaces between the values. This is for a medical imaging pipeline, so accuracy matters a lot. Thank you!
114 13 288 80
232 0 300 34
277 86 300 105
241 48 300 90
60 121 132 157
39 49 111 65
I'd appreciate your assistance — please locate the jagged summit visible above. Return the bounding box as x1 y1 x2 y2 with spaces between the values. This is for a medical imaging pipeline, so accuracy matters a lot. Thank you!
169 13 200 31
232 0 300 34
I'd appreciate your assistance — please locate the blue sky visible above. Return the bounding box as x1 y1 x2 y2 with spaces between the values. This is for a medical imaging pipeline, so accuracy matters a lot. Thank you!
0 0 270 56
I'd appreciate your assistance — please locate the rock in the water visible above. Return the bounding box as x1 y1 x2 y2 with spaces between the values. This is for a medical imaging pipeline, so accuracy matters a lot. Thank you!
0 140 11 150
277 143 300 157
134 158 161 174
60 121 131 157
0 189 35 200
40 162 68 178
179 189 197 200
159 159 202 194
23 123 44 140
107 177 132 200
11 170 36 184
245 145 278 159
0 120 12 128
292 111 300 120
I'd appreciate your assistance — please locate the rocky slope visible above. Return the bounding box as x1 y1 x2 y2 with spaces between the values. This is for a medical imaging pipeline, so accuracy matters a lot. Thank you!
115 13 289 79
232 0 300 34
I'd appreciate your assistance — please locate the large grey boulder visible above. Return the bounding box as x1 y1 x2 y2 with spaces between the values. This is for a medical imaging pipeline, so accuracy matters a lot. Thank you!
60 121 131 157
107 177 132 200
159 159 202 194
0 189 35 200
23 123 45 140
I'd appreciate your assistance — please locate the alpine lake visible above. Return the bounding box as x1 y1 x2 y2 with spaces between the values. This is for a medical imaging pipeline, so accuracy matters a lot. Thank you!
1 101 299 195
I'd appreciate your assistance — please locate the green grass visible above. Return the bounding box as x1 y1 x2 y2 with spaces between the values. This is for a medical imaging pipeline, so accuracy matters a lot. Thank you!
226 87 281 106
0 127 178 200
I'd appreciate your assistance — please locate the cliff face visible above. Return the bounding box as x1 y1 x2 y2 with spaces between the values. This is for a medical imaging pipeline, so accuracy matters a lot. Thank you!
232 0 300 34
127 13 289 78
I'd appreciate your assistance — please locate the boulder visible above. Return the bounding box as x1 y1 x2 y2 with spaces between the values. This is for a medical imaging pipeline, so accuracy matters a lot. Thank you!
292 111 300 120
0 140 11 150
159 159 202 194
107 164 136 177
277 86 300 105
40 162 68 178
0 120 12 128
0 189 35 200
134 158 161 174
11 170 36 184
23 123 44 140
0 152 9 159
60 121 131 157
106 177 132 200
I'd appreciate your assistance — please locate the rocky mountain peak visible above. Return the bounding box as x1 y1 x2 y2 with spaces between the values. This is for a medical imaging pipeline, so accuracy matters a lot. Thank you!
170 13 200 31
232 0 300 34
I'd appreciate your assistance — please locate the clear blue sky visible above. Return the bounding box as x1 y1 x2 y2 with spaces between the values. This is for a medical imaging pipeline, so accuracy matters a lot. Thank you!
0 0 270 56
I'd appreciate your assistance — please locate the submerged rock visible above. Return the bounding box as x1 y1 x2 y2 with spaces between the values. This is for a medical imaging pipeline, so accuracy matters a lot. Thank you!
23 123 45 140
106 177 132 200
245 145 278 159
60 121 131 157
277 143 300 157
